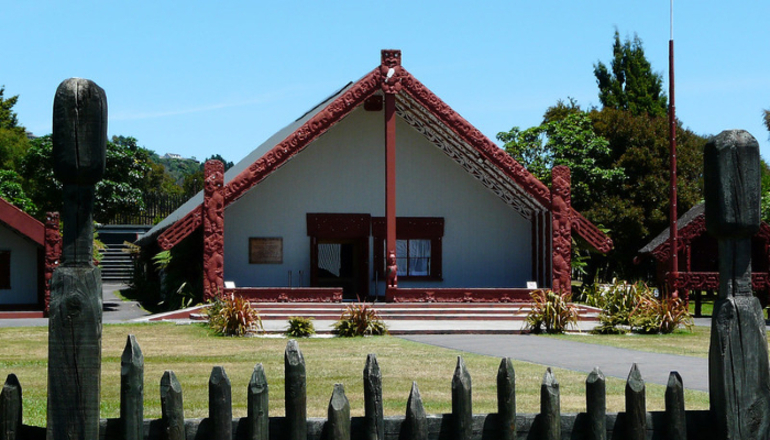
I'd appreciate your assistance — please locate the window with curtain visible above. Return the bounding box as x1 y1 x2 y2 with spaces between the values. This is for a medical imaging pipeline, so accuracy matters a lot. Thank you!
395 239 431 276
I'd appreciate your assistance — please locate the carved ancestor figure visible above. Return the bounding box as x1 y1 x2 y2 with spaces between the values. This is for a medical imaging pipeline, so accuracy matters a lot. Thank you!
202 160 225 300
386 252 398 287
550 166 572 294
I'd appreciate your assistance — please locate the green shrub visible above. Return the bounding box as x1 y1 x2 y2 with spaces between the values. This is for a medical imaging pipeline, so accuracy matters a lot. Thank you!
524 289 580 334
585 279 640 334
332 303 388 337
286 316 316 338
630 295 693 334
586 279 693 334
207 294 263 336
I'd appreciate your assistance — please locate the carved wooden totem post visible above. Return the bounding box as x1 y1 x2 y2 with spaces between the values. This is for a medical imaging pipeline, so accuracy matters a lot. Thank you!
47 78 107 440
704 129 770 439
551 166 571 294
202 160 225 301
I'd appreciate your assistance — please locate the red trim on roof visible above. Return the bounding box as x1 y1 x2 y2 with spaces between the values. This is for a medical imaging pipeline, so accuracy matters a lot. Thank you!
155 56 612 254
398 73 552 207
0 197 44 247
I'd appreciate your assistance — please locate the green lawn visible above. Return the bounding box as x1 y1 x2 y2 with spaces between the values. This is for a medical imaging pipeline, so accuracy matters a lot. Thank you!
0 323 710 427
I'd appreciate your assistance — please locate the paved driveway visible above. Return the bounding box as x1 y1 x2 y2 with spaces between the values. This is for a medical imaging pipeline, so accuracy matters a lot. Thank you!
400 334 709 392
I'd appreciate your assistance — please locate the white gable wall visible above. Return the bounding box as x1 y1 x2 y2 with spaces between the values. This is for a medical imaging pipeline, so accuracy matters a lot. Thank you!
0 224 39 305
223 106 531 290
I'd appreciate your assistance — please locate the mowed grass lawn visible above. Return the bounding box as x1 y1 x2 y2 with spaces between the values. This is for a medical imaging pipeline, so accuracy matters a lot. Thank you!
0 323 710 427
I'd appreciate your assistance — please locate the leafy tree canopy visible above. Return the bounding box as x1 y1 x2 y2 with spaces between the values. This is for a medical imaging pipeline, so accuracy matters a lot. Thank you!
594 31 667 117
202 154 234 171
497 99 625 213
0 86 23 132
0 169 36 213
0 86 30 171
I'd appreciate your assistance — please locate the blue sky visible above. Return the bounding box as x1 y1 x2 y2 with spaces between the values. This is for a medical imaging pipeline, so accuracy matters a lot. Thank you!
5 1 769 164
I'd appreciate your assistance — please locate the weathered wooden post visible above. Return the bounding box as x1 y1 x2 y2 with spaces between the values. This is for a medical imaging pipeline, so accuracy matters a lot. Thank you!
327 384 350 440
704 129 770 439
665 372 686 440
47 77 107 440
452 356 472 440
1 375 22 440
247 364 269 440
404 382 427 440
540 368 560 440
121 335 144 440
209 366 232 440
497 358 516 440
363 354 384 440
285 340 307 440
585 367 605 440
160 371 185 440
625 364 646 440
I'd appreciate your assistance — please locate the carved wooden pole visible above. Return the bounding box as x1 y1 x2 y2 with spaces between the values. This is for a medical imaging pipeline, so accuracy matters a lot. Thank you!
202 160 225 301
381 49 402 291
585 367 606 440
47 77 107 440
550 166 571 294
704 129 770 439
43 212 61 315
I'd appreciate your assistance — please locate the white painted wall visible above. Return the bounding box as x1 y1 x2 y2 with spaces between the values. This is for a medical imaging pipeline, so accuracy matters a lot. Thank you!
0 224 39 305
223 106 532 293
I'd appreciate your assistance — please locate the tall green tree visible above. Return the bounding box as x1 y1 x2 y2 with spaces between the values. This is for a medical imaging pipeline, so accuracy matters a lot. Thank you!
0 86 30 171
497 100 625 213
594 31 668 118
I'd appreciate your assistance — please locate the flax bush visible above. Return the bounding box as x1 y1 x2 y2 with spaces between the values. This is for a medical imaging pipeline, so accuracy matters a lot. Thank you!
332 303 388 337
207 294 263 336
285 316 316 338
524 289 580 334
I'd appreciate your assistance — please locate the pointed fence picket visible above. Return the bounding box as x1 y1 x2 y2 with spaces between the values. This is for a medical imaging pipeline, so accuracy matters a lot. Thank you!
0 336 718 440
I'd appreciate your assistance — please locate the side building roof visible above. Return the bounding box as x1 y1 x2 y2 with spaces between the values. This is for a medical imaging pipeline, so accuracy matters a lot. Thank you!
0 197 44 247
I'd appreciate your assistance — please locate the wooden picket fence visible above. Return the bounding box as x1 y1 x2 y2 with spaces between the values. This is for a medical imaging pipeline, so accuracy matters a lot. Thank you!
0 337 715 440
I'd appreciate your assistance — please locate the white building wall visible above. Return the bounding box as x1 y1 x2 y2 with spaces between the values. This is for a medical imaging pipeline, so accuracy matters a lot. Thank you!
0 225 39 305
223 106 532 291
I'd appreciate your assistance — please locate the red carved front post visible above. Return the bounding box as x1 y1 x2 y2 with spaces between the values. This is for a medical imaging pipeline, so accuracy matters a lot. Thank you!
551 166 571 294
382 49 402 290
43 212 62 314
203 160 225 301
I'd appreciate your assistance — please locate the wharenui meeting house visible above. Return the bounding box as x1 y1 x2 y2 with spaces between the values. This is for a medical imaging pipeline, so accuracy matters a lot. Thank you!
139 50 613 303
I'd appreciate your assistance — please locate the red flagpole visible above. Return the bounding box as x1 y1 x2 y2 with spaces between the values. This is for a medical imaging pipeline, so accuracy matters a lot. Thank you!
669 0 679 298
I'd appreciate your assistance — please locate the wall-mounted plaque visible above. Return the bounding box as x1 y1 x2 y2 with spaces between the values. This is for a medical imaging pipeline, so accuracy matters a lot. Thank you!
249 237 283 264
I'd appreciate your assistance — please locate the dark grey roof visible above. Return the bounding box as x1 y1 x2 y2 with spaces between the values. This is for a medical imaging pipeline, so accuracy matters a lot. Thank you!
137 80 357 245
638 202 705 254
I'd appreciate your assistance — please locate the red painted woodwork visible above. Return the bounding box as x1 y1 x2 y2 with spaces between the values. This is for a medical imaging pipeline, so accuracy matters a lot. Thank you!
154 49 613 275
226 287 343 303
44 212 62 313
383 52 399 286
306 213 371 238
551 166 571 293
387 287 533 303
202 160 225 301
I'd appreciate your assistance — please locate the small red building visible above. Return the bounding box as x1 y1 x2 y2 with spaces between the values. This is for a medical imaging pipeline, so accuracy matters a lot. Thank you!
638 202 770 312
0 197 61 311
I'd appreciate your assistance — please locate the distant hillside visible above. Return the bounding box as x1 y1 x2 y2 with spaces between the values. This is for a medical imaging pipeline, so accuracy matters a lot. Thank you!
150 153 200 184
